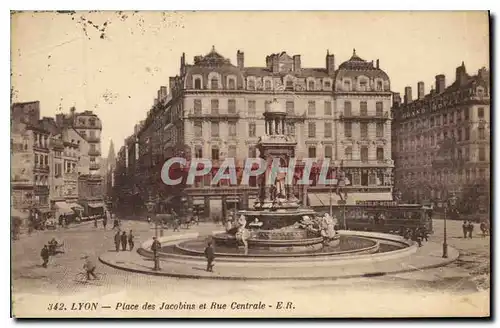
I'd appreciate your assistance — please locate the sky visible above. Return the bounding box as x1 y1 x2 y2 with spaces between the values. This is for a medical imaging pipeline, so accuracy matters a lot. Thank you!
11 11 490 155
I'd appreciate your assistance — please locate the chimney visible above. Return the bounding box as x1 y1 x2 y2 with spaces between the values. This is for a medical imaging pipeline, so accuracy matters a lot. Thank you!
326 50 335 75
293 55 301 72
157 90 162 103
160 86 168 100
417 81 425 100
455 61 468 86
180 52 186 76
393 92 402 108
435 74 446 94
376 59 379 69
272 55 279 73
404 86 412 104
237 50 244 69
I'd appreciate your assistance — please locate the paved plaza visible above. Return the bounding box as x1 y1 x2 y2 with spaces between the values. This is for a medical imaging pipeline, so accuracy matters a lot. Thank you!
11 218 490 317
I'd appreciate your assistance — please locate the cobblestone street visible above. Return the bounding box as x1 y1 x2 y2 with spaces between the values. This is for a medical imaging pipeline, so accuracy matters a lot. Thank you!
11 218 490 317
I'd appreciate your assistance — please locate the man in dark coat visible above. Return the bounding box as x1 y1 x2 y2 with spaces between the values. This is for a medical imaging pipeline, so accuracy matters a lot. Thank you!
151 237 161 258
103 215 107 229
114 230 121 252
467 221 474 239
121 231 128 251
41 245 50 268
128 230 135 251
462 220 468 238
204 241 215 272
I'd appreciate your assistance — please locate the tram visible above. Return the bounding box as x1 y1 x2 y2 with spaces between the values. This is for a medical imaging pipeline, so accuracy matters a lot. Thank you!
328 201 433 233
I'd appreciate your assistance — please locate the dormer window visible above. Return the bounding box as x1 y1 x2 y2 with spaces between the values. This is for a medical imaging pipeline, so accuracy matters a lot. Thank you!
324 81 331 89
376 80 383 91
194 78 202 89
248 79 255 90
89 118 96 126
343 80 351 91
79 118 85 125
228 78 236 90
265 80 272 90
210 78 219 90
477 87 485 97
308 80 315 91
359 79 368 91
285 80 294 91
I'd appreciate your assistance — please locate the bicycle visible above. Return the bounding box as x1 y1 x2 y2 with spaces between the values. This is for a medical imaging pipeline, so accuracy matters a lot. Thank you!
74 271 106 284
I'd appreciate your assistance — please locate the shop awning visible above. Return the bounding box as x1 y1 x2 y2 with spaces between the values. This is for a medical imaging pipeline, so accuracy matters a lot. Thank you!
308 192 393 207
54 202 74 215
308 193 340 207
192 198 204 205
39 208 52 213
88 202 105 209
70 203 84 210
11 208 29 219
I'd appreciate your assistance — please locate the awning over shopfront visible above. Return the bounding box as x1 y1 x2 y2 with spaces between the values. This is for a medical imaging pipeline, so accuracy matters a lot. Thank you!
308 192 393 207
192 198 204 206
54 202 74 215
71 203 84 211
88 202 105 209
11 208 29 219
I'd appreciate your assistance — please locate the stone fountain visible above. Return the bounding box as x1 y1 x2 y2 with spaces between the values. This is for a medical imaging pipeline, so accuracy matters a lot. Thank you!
212 99 340 254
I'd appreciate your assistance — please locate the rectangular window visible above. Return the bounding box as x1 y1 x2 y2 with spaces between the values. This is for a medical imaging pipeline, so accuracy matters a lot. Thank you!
228 122 237 136
324 146 332 159
479 126 485 140
286 101 295 115
361 171 368 186
449 112 454 124
308 101 316 116
360 123 368 138
248 122 256 137
361 146 369 162
248 100 256 116
194 99 202 115
308 122 316 138
430 117 435 127
344 101 352 116
195 146 203 158
360 101 368 116
211 99 219 115
324 101 332 116
308 146 317 158
344 122 352 138
228 99 236 114
194 122 203 137
287 123 295 136
464 108 469 121
465 127 470 140
376 123 384 138
211 147 219 160
376 102 383 117
324 122 332 138
478 107 485 119
443 114 447 125
479 147 486 161
211 122 219 137
377 147 384 161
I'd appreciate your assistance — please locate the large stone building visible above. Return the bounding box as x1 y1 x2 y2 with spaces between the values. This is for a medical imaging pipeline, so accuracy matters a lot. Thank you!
391 63 490 214
115 47 395 217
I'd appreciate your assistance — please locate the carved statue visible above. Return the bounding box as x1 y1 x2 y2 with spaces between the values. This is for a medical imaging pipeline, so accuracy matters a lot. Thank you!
319 213 337 244
235 215 250 254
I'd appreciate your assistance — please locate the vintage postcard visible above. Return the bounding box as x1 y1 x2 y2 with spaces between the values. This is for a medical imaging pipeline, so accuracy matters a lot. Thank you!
10 11 491 318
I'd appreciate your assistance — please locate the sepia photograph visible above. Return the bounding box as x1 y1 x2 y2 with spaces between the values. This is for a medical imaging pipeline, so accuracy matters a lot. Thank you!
10 10 491 318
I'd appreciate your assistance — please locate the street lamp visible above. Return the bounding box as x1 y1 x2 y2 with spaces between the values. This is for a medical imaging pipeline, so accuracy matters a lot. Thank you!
442 192 457 258
145 198 160 271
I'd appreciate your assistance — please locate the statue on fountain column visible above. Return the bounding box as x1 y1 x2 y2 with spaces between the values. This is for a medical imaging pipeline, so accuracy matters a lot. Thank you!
234 215 250 254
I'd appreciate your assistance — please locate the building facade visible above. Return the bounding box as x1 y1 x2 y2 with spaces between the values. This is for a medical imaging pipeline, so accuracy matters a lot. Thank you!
115 48 395 217
391 63 490 212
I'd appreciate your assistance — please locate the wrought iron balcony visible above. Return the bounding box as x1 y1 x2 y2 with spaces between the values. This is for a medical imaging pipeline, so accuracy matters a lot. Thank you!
88 149 101 156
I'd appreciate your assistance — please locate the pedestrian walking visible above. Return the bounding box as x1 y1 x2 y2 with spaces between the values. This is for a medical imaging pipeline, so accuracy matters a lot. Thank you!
147 216 152 225
151 237 161 269
114 230 121 252
94 216 98 228
82 255 97 280
467 221 474 239
204 241 215 272
121 231 127 251
128 230 134 251
462 220 468 238
40 245 50 268
112 218 119 230
103 215 107 230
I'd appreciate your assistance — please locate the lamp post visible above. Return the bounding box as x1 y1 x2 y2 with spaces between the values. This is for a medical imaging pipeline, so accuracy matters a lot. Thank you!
145 198 160 270
442 192 457 258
